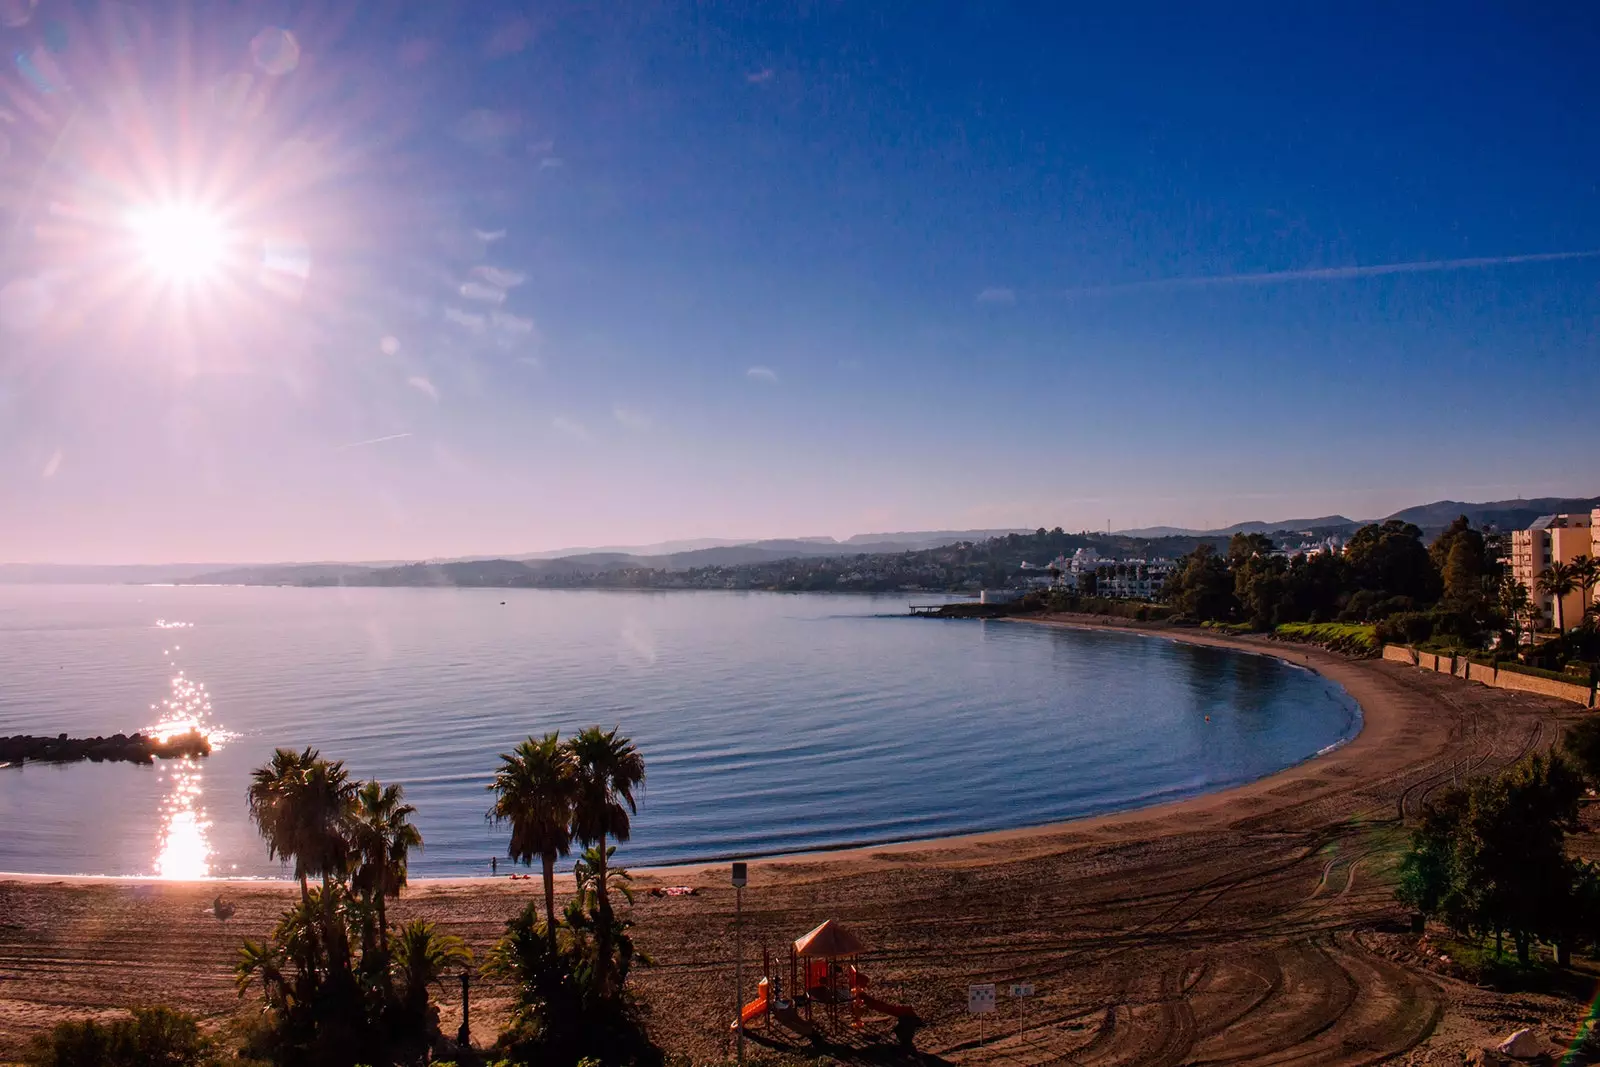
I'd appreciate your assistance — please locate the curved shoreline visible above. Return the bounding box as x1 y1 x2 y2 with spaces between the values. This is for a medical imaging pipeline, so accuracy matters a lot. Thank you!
0 615 1380 888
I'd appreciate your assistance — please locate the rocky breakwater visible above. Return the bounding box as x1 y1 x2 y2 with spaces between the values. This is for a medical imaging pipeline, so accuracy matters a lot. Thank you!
0 730 211 767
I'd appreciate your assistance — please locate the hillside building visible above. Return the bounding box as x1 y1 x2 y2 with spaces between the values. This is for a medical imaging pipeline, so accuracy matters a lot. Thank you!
1510 510 1599 629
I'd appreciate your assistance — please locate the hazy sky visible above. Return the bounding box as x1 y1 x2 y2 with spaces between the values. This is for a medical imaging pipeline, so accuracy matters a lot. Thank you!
2 3 1597 564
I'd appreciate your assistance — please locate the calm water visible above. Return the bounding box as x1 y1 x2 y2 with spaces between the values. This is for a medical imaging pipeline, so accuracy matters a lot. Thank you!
0 586 1359 878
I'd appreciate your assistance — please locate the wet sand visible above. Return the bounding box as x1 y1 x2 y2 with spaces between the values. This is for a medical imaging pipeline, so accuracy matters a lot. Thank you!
1 619 1591 1063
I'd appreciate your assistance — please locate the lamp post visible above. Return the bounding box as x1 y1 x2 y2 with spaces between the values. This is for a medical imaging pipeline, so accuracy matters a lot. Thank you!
457 969 471 1049
732 861 748 1067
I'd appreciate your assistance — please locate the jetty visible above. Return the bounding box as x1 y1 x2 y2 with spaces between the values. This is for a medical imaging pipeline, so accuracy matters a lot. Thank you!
0 729 211 767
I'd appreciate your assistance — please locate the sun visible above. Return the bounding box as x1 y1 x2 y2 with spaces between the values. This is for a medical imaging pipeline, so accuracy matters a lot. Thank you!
127 203 228 284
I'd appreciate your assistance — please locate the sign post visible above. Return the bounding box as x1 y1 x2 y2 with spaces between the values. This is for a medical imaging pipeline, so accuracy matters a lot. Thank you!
732 862 748 1067
968 982 995 1046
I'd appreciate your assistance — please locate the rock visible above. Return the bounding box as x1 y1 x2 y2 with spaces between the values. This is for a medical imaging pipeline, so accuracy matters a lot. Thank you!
1495 1029 1543 1059
1467 1049 1509 1066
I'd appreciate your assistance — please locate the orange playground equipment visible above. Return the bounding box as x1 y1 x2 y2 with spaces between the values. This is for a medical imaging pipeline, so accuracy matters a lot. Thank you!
731 919 920 1047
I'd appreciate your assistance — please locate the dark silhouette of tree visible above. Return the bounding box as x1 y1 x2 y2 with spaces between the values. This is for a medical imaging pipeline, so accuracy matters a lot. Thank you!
488 732 577 950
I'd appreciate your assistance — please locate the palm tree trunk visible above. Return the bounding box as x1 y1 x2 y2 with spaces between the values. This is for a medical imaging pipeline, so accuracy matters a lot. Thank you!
376 884 389 958
596 847 614 997
542 852 558 951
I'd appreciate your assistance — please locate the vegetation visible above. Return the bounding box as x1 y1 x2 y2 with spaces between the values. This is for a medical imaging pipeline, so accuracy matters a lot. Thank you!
1397 753 1587 966
23 1007 217 1067
238 747 456 1065
1272 622 1378 658
1163 518 1600 679
485 728 657 1067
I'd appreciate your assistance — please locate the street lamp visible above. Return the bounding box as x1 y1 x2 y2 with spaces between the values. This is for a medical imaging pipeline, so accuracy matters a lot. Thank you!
732 861 747 1067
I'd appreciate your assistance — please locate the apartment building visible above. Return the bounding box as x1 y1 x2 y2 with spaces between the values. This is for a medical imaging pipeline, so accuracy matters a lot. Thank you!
1510 510 1600 628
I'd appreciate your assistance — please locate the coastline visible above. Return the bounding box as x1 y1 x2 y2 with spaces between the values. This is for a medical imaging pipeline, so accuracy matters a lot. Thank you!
2 613 1587 1063
0 616 1376 889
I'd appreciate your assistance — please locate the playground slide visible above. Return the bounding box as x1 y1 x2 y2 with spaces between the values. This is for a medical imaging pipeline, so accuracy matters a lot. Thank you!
731 987 769 1031
857 991 918 1020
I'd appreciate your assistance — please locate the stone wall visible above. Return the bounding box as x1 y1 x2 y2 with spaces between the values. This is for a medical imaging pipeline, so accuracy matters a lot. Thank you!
1382 645 1595 708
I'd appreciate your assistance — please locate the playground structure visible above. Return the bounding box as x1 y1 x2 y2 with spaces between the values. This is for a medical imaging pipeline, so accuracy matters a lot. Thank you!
731 919 921 1048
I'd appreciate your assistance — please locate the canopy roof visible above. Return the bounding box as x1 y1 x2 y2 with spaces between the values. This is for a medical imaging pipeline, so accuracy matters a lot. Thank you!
793 918 866 958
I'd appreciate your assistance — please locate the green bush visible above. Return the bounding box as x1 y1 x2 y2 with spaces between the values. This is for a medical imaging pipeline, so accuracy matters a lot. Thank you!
1374 612 1434 647
1275 622 1378 658
24 1007 216 1067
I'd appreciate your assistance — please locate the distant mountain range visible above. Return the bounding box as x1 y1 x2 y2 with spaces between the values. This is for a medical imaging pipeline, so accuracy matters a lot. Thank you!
5 500 1597 585
0 530 1030 585
1114 496 1600 540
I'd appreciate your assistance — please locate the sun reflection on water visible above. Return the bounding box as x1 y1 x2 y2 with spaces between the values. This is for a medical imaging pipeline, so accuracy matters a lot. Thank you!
146 623 232 879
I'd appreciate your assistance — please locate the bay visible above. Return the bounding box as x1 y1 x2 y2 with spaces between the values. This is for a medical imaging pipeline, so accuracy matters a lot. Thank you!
0 585 1359 878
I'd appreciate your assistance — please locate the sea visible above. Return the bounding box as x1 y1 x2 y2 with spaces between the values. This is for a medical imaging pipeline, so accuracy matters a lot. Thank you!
0 585 1360 878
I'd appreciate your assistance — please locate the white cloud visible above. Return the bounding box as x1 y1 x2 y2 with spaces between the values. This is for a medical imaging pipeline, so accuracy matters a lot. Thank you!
473 229 506 242
40 449 61 479
407 376 439 402
445 307 487 332
516 355 542 369
491 310 536 336
473 266 525 288
460 281 507 304
747 68 774 84
552 416 589 440
379 336 401 356
976 286 1016 305
746 365 778 383
612 404 652 431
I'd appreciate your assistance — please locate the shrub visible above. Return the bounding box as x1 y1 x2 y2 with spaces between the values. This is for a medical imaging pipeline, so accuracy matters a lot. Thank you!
1275 622 1378 658
1375 612 1434 647
24 1007 216 1067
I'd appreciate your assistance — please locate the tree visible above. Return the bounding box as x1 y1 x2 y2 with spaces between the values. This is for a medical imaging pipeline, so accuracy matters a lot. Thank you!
1397 786 1468 925
350 780 422 964
568 727 645 997
1573 555 1599 617
1163 544 1236 621
1497 576 1532 650
1565 717 1600 788
489 732 578 950
1538 562 1580 633
24 1007 216 1067
1227 532 1275 566
391 920 470 1022
246 748 324 909
1397 754 1585 964
1345 520 1441 603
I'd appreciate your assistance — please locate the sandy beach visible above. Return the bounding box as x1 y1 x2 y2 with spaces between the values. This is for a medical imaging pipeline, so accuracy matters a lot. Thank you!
1 618 1591 1064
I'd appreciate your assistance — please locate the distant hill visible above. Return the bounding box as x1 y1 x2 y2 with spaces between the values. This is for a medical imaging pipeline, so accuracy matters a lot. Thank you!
1116 516 1361 538
1383 497 1600 532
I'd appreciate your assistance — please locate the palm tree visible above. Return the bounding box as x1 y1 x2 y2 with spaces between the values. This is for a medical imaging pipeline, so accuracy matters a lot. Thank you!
1573 556 1600 618
350 780 422 960
488 732 577 949
568 727 644 996
1538 562 1580 633
391 920 471 1017
245 749 358 974
246 747 322 909
568 727 645 918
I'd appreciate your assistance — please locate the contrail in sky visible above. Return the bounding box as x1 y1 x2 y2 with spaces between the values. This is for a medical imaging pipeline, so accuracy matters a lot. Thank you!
1064 249 1600 296
338 432 413 450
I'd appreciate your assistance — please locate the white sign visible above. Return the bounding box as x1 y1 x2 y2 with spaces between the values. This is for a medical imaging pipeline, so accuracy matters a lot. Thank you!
968 983 996 1014
1009 983 1035 998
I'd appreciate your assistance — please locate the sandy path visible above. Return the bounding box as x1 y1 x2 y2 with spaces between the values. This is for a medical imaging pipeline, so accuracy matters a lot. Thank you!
0 620 1590 1063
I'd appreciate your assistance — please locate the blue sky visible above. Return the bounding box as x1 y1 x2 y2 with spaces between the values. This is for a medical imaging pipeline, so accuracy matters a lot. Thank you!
1 2 1597 563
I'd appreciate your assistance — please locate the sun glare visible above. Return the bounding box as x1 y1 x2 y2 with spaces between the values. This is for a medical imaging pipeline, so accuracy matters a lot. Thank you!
128 204 227 283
